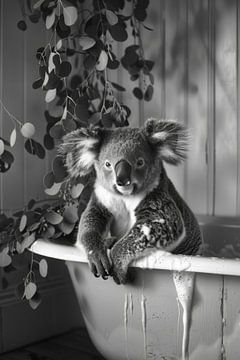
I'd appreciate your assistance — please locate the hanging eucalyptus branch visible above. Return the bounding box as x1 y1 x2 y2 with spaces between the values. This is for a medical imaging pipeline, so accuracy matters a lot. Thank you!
0 0 154 309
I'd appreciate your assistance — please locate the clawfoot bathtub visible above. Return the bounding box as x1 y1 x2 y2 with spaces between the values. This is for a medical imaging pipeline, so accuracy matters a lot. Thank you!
31 216 240 360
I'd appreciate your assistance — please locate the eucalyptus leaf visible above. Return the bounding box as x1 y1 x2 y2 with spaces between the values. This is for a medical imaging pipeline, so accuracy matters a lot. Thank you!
133 87 143 100
63 6 78 26
63 205 79 224
33 0 45 9
45 88 56 103
70 183 84 199
105 10 118 26
144 84 154 101
48 52 56 73
45 211 63 225
58 61 72 78
0 249 12 267
32 78 44 89
58 220 75 234
46 9 56 30
39 259 48 278
29 291 42 310
96 50 108 71
44 182 62 196
49 122 65 139
19 214 27 232
17 20 27 31
79 36 96 51
0 139 4 156
52 156 68 182
21 123 36 138
43 171 55 188
19 233 36 253
24 281 37 300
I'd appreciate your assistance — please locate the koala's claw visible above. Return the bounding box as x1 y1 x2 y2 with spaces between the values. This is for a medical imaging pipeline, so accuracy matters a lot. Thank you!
88 250 112 279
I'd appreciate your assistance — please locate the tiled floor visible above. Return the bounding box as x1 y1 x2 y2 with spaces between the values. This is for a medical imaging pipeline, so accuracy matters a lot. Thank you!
0 328 105 360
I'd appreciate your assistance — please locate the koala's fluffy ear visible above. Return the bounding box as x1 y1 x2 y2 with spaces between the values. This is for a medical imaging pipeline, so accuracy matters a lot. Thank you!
58 127 102 179
144 118 189 165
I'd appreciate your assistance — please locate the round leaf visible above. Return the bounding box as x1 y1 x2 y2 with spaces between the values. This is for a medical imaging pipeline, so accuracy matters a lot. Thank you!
70 183 84 199
46 9 56 30
105 10 118 26
19 214 27 232
29 291 42 310
88 112 101 125
17 20 27 31
19 233 36 253
0 139 4 156
63 6 78 26
25 282 37 300
96 50 108 71
56 39 63 50
21 123 36 138
48 52 56 73
32 78 44 89
10 128 17 147
44 134 55 150
0 249 12 267
133 87 143 100
52 156 68 182
39 259 48 278
49 122 65 139
45 211 63 225
45 88 56 103
63 205 79 224
58 61 72 78
43 171 55 188
108 22 128 42
144 84 154 101
33 0 45 9
44 182 62 196
41 224 55 239
58 221 75 235
79 36 96 50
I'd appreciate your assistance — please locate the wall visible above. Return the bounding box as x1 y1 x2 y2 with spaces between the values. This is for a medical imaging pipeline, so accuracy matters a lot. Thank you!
121 0 240 217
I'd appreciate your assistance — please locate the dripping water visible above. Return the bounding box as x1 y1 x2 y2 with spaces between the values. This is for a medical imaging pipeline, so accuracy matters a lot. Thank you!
124 293 130 360
141 294 147 360
173 271 195 360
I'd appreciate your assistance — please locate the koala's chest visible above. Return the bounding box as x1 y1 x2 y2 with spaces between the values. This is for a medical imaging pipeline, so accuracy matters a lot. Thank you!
108 199 136 239
95 185 145 239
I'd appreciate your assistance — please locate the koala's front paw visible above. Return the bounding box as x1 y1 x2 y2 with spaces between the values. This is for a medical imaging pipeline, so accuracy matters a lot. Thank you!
111 245 129 285
112 263 128 285
88 249 112 280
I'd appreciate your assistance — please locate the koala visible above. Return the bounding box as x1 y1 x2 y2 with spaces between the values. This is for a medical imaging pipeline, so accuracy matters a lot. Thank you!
59 118 202 284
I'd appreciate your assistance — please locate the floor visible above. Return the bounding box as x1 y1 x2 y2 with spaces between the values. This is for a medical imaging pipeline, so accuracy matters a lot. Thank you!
0 328 106 360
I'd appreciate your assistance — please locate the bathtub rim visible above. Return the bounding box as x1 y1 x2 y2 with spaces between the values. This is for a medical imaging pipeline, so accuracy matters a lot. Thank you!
30 237 240 277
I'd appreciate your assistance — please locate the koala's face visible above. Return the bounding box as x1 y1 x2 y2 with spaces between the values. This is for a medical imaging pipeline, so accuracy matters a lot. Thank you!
60 118 188 196
94 128 158 196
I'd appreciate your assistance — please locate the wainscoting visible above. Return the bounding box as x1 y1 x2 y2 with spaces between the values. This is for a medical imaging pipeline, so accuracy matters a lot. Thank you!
0 328 104 360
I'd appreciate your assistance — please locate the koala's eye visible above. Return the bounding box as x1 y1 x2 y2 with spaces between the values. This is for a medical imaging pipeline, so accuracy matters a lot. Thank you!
136 157 145 168
105 161 112 169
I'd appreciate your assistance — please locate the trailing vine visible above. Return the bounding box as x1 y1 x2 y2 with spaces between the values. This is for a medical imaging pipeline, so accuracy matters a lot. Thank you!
0 0 154 308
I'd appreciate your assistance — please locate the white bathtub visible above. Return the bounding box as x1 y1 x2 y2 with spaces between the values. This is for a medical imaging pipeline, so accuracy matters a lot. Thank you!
31 215 240 360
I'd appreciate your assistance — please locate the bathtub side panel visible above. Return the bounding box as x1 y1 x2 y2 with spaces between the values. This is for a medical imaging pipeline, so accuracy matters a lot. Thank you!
67 262 228 360
188 273 223 359
222 276 240 360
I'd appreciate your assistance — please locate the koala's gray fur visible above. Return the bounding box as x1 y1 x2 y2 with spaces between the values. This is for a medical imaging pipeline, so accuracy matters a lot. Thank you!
59 118 202 284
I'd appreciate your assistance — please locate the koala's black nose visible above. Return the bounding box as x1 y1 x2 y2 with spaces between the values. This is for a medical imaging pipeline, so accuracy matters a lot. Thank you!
115 160 132 187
